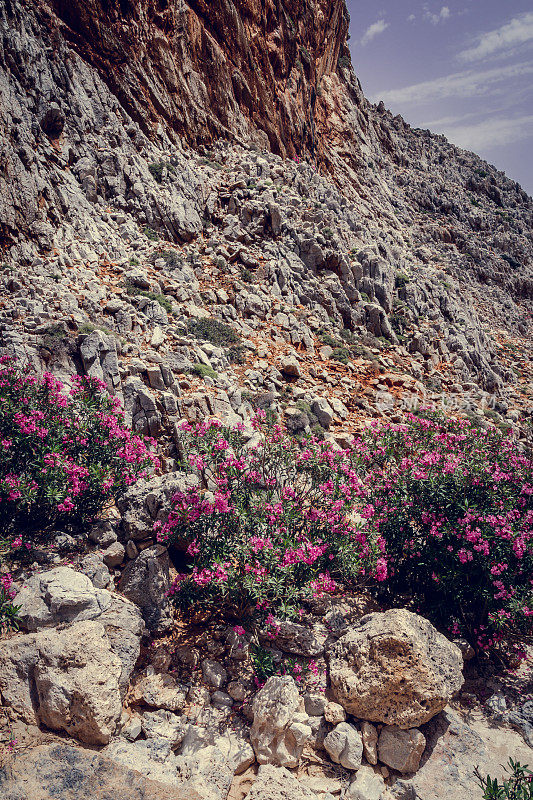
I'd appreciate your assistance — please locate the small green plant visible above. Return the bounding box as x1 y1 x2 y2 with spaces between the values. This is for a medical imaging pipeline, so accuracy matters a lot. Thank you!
475 759 533 799
241 268 253 283
187 318 240 346
360 292 370 303
129 257 140 266
322 227 333 239
190 363 219 381
318 330 338 348
250 643 277 682
226 344 248 364
79 322 114 337
125 282 173 314
148 161 176 183
331 347 350 364
143 226 159 241
395 272 410 289
158 249 181 269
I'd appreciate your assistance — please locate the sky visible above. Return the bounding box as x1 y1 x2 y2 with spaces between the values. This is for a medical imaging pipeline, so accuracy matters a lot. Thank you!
345 1 533 196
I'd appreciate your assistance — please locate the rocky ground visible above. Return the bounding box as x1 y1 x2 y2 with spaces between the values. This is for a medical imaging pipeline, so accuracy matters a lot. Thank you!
0 0 532 798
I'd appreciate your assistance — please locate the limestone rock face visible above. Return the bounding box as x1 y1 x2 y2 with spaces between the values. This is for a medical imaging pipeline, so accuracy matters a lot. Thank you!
250 676 311 768
13 567 111 630
246 765 317 800
119 544 172 633
329 609 463 728
34 620 123 745
0 743 201 800
378 726 426 774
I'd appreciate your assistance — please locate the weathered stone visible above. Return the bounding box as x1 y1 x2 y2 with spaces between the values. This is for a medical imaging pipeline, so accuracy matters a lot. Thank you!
346 765 386 800
119 545 172 633
0 743 200 800
141 709 189 747
132 668 188 711
378 726 426 774
323 722 363 770
34 620 123 744
280 355 301 378
250 676 310 768
261 619 327 656
102 541 125 567
361 720 379 765
246 765 316 800
14 567 112 631
329 609 463 728
324 701 346 725
201 658 227 688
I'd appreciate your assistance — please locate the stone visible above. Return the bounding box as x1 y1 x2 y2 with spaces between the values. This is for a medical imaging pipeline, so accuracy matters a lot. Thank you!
329 609 463 728
0 743 200 800
323 722 363 771
119 545 172 633
324 701 346 725
361 721 379 765
280 355 301 378
34 620 123 744
79 553 112 589
385 709 532 800
102 541 125 567
304 692 328 717
141 709 189 747
261 619 327 656
250 676 311 767
246 765 316 800
13 566 112 631
132 669 188 711
378 726 426 774
347 765 386 800
311 397 334 428
201 658 228 688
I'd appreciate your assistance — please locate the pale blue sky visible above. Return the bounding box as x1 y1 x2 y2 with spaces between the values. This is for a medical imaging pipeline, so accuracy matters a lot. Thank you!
346 1 533 195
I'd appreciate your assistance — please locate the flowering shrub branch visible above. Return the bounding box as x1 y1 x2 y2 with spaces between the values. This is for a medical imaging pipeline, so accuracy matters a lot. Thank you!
0 357 159 541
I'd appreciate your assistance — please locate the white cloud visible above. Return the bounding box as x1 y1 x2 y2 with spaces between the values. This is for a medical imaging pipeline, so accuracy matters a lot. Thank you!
407 14 416 23
424 5 451 25
361 19 389 46
438 115 533 151
459 12 533 62
373 61 533 106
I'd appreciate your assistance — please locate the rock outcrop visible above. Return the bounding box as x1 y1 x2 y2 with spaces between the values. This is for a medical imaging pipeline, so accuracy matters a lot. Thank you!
329 609 464 728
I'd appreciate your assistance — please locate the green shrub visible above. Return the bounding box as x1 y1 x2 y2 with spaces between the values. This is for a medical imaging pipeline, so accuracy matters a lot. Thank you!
125 283 173 314
187 318 240 346
357 412 533 656
395 272 410 289
148 161 176 183
143 226 159 241
331 347 351 364
475 759 533 799
226 344 248 364
190 363 219 381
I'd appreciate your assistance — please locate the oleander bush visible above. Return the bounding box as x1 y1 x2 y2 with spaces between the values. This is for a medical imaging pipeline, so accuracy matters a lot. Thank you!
0 358 159 541
160 410 532 655
355 412 533 655
159 414 383 623
0 572 19 633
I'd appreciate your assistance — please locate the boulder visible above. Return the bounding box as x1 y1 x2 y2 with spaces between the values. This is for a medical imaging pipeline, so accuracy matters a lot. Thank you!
280 355 301 378
246 765 316 800
250 676 311 767
378 726 426 774
347 765 386 800
260 619 327 657
329 609 463 728
34 620 123 744
323 722 363 770
0 743 200 800
141 709 189 747
119 545 172 633
13 567 112 631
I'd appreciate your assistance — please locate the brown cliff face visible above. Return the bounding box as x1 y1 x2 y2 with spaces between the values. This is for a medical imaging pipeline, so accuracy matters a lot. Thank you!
36 0 353 160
